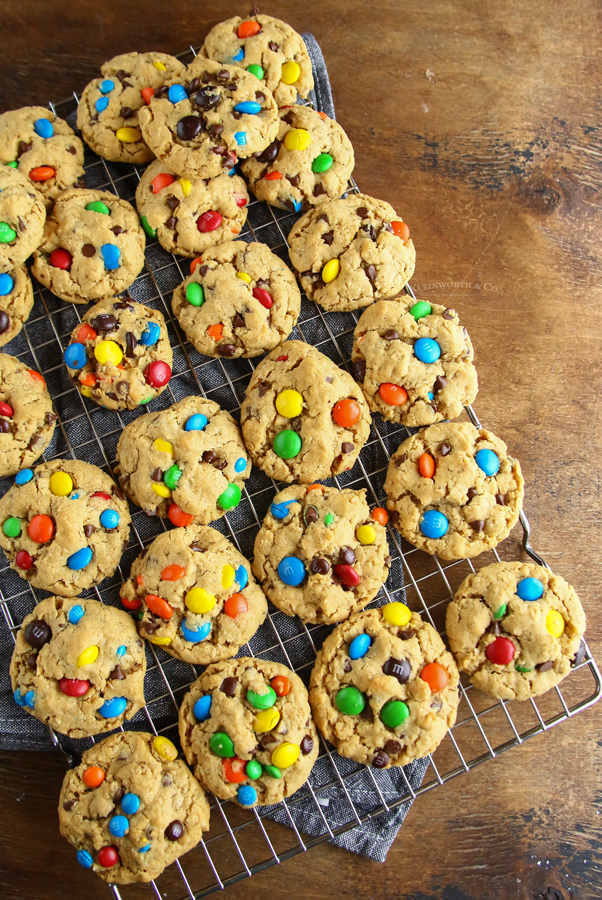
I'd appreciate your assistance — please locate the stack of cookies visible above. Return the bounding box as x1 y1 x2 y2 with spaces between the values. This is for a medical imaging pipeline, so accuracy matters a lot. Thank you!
0 9 587 887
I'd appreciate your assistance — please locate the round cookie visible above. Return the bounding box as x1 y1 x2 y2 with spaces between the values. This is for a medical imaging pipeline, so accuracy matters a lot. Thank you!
288 193 415 312
384 422 524 560
240 105 355 212
309 605 460 767
0 264 35 347
11 597 146 738
119 526 267 664
200 14 314 106
172 241 301 358
0 106 85 208
446 561 586 701
0 354 55 475
179 657 319 808
59 731 210 884
115 396 249 522
240 340 371 483
63 298 172 411
135 159 249 256
0 164 46 267
138 58 279 179
252 484 390 624
76 52 185 165
30 189 145 304
352 300 478 425
0 459 131 597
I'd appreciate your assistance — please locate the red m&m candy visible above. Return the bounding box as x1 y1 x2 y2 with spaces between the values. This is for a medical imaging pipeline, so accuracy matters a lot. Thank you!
59 677 90 697
486 636 515 666
0 401 13 417
16 550 33 570
49 248 72 270
253 286 273 308
333 564 360 587
197 211 222 232
97 846 120 868
144 361 171 388
235 194 248 208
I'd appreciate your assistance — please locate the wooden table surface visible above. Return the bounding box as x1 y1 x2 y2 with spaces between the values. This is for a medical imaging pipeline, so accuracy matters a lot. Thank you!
1 1 601 898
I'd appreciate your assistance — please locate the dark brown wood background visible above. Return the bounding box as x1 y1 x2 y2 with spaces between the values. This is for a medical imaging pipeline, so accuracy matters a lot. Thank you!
1 1 601 898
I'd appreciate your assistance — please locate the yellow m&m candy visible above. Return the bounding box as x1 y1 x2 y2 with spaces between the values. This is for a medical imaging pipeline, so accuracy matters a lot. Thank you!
322 258 340 283
221 564 235 589
254 707 280 733
81 386 93 398
185 587 216 614
49 472 73 497
152 482 171 498
271 742 300 769
275 389 303 418
382 602 411 627
94 340 123 366
236 272 252 284
153 438 174 455
280 61 301 85
153 60 167 71
546 610 565 638
76 645 99 667
150 636 173 646
284 128 311 151
179 177 192 196
356 525 376 545
116 127 142 143
153 735 178 760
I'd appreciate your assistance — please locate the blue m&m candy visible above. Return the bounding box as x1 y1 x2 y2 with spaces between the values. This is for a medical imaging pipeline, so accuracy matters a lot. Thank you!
15 468 33 485
278 556 305 586
14 689 25 707
140 321 160 346
516 577 544 601
349 634 372 660
414 337 441 364
234 457 247 473
121 793 140 815
101 244 121 270
68 604 85 624
168 84 188 104
98 696 127 718
109 815 129 837
24 691 35 708
99 79 115 94
116 645 127 657
34 118 54 138
237 784 257 806
475 448 500 476
270 499 296 520
0 273 13 295
420 509 449 539
67 547 93 570
235 564 248 590
181 620 211 643
100 509 119 529
64 343 87 369
234 101 261 115
234 131 247 146
185 414 208 431
138 844 151 853
193 694 212 722
95 97 109 113
232 48 244 62
76 850 93 868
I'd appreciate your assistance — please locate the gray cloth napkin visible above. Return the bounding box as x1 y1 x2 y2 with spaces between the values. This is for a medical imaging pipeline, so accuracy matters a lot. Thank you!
0 34 426 864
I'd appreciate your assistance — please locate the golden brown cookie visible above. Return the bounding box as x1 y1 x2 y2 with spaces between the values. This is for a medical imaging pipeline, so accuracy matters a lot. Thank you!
0 164 46 267
0 264 35 347
0 353 55 476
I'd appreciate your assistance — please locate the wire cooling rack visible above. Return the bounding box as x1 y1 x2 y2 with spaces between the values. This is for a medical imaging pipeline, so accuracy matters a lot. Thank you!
0 45 600 900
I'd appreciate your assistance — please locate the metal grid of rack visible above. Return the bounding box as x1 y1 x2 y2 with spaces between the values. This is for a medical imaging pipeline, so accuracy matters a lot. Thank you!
0 45 600 900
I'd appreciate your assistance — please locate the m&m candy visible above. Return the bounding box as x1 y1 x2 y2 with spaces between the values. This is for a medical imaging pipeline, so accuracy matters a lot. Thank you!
382 602 411 627
246 686 277 709
218 484 241 510
254 707 280 733
271 742 300 769
278 556 305 586
83 766 105 788
97 846 120 868
335 684 365 715
140 322 161 346
284 128 311 151
185 413 208 431
237 784 257 806
181 620 211 642
168 84 188 104
420 510 448 539
76 645 99 667
379 384 407 406
475 448 500 476
100 509 119 529
356 524 375 544
197 211 223 232
420 662 450 691
246 759 263 779
64 343 87 369
33 118 52 137
322 258 340 283
193 695 212 722
349 634 371 659
380 699 410 728
224 593 248 618
485 636 515 665
109 815 129 838
546 610 565 638
100 244 121 270
144 361 171 388
332 398 360 428
185 587 215 613
410 301 432 320
59 677 90 697
276 389 303 418
210 731 235 758
153 736 178 760
68 605 85 625
414 338 441 364
67 547 93 570
273 430 301 459
516 577 544 601
76 850 93 868
94 340 122 366
312 153 333 172
280 61 301 84
121 793 141 815
186 282 204 307
28 514 54 543
98 697 127 718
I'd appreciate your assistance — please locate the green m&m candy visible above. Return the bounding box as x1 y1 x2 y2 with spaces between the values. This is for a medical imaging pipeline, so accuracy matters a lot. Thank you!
246 64 264 79
264 764 281 779
245 759 263 780
163 464 182 490
311 153 333 173
335 685 365 716
140 215 157 238
324 513 334 525
493 604 507 620
410 301 432 320
186 282 204 307
380 699 410 728
273 429 301 459
218 483 241 511
0 222 17 243
3 516 21 538
6 161 18 168
246 686 277 710
209 731 235 758
85 200 110 215
515 663 533 673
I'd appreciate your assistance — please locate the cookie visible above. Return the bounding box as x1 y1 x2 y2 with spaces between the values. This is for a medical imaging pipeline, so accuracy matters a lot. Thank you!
0 164 46 267
309 605 460 767
63 298 172 410
171 241 301 358
179 657 319 808
0 264 34 347
240 340 371 483
11 597 146 737
240 105 355 212
135 159 249 256
119 526 267 664
288 193 415 312
0 458 131 596
352 300 478 425
76 52 185 165
252 484 390 624
446 561 586 701
115 396 249 522
200 14 314 106
0 354 55 475
384 422 524 560
59 731 210 884
0 106 85 208
138 58 279 179
30 189 145 305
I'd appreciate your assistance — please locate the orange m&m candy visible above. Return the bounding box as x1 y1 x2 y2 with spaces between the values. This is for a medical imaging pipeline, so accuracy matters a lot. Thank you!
168 503 194 528
161 564 186 581
141 87 155 105
80 372 97 387
224 593 248 618
145 594 173 620
418 453 435 479
28 370 46 388
264 170 282 180
391 221 410 241
30 166 55 182
207 323 223 341
150 172 175 194
223 757 247 783
121 594 142 611
372 507 389 526
237 19 261 38
379 384 407 406
77 323 97 343
28 514 54 543
332 398 360 428
420 662 450 692
271 675 291 697
190 256 203 274
83 766 105 788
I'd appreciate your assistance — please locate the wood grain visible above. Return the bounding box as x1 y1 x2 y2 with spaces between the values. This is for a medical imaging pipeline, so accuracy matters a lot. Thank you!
1 1 601 898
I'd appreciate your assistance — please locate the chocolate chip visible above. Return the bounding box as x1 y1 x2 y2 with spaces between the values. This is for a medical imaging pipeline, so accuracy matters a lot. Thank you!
143 621 159 635
90 313 118 332
466 488 477 500
310 557 330 575
431 697 442 711
111 225 123 235
109 665 126 680
343 659 352 673
63 800 76 811
269 41 279 51
176 115 202 141
341 442 354 454
214 459 227 470
383 329 399 341
360 704 374 721
232 313 245 328
290 416 302 432
471 520 485 533
226 80 239 91
107 392 118 401
161 216 176 231
304 505 318 524
382 657 411 684
217 69 230 82
442 308 455 320
195 88 220 110
356 207 369 218
300 735 313 755
439 442 451 456
282 197 296 213
17 216 26 232
384 740 402 755
199 265 209 277
188 77 201 93
17 141 32 157
372 750 389 768
282 111 295 125
165 820 184 841
339 547 356 565
82 243 96 257
255 90 266 100
218 343 237 357
166 196 180 211
321 230 334 245
364 224 377 241
83 524 96 538
112 788 124 804
572 640 586 668
0 311 9 333
202 450 216 463
288 173 300 187
125 332 137 357
162 775 172 786
257 380 269 396
232 110 242 120
352 359 366 382
389 510 399 524
313 183 326 197
221 676 238 696
116 69 130 80
0 419 10 434
24 619 51 649
154 85 169 99
362 264 376 286
45 412 58 425
487 621 502 635
26 654 36 669
325 376 334 383
537 661 553 673
495 492 506 505
433 375 447 392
